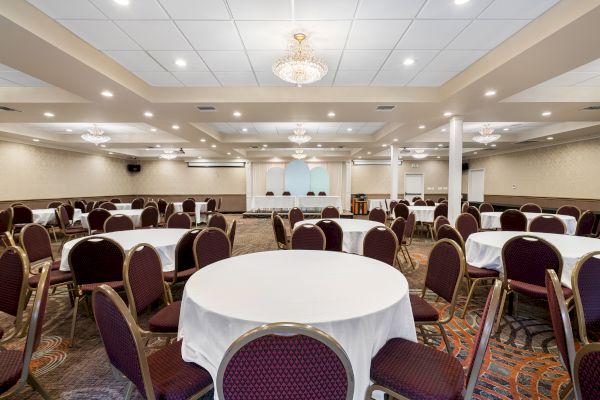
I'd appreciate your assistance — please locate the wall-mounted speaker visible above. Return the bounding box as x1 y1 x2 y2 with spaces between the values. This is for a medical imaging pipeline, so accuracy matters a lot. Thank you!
127 164 141 173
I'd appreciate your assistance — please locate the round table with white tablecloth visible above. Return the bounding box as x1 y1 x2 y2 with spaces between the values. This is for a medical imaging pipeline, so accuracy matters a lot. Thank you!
179 250 416 400
480 212 577 235
59 228 188 272
465 231 600 289
32 208 82 225
79 209 144 232
114 203 132 210
404 205 435 222
296 218 384 254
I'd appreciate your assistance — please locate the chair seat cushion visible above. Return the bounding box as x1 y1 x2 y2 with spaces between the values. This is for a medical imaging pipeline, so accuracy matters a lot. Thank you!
90 229 104 235
65 226 87 235
29 270 72 288
410 294 440 322
80 281 124 294
0 350 24 393
370 338 464 400
163 268 196 283
0 326 3 340
149 301 181 333
467 265 499 279
148 340 212 400
51 259 61 271
509 280 573 299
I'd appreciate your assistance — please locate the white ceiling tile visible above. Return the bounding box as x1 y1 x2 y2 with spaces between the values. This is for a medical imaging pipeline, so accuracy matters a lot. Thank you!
27 0 106 19
294 21 353 49
356 0 426 19
574 76 600 87
395 20 470 49
333 70 378 86
0 77 23 87
424 50 486 71
90 0 169 19
59 20 141 50
447 19 529 50
213 71 257 86
172 71 220 86
235 21 291 50
407 70 457 86
0 71 49 86
247 51 282 71
199 51 251 72
571 58 600 73
346 20 411 49
479 0 558 19
255 71 295 86
418 0 494 19
537 72 599 87
158 0 230 19
252 123 279 134
304 73 335 86
227 0 292 20
294 0 358 20
148 51 209 72
134 71 183 86
105 51 164 72
177 21 244 50
371 69 418 86
116 21 192 50
381 49 438 70
338 50 389 70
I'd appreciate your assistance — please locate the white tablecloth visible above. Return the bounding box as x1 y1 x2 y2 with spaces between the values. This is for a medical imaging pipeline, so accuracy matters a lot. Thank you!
297 195 342 210
179 250 416 400
59 228 188 272
32 208 82 225
465 231 600 289
80 210 144 232
173 202 208 224
249 196 342 211
296 218 384 254
402 206 435 222
480 212 577 235
114 203 132 210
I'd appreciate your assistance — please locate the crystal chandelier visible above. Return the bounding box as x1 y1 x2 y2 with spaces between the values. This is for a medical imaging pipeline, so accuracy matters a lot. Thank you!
273 33 328 87
473 124 501 145
159 150 177 160
81 125 111 145
288 123 312 144
412 149 428 159
292 148 307 160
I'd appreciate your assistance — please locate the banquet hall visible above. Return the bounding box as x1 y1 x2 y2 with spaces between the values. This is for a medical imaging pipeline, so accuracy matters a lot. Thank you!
1 0 600 399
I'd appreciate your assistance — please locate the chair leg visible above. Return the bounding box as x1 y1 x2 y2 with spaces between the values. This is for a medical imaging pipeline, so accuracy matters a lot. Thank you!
403 245 415 269
124 382 134 400
69 298 80 347
27 374 51 400
493 289 508 334
438 323 452 354
461 278 478 319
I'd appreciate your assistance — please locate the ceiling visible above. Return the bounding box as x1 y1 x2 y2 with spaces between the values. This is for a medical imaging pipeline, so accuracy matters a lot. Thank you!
0 0 599 162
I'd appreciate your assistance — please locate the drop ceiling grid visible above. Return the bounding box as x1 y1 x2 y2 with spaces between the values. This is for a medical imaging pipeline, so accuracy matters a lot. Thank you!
26 0 559 87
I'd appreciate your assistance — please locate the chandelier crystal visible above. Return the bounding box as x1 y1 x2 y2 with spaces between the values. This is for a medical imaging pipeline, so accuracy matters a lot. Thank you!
288 123 312 144
81 125 111 145
273 33 328 87
473 124 501 144
292 148 307 160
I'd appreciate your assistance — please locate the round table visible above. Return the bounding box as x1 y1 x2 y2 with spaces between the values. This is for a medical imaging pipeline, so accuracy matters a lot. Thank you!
480 212 577 235
465 231 600 288
79 209 144 232
32 208 82 225
406 206 435 223
179 250 416 400
114 203 132 210
59 228 188 272
296 218 384 254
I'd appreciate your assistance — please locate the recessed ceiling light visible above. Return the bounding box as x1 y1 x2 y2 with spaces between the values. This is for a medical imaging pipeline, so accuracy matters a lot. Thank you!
101 90 113 97
145 148 150 151
437 156 441 159
503 128 509 131
490 144 497 147
542 111 552 117
150 128 157 132
438 143 443 147
144 111 153 117
197 156 202 159
32 138 40 142
418 125 426 129
200 138 206 142
174 59 187 67
403 58 415 66
227 152 231 155
113 0 130 5
382 144 387 147
65 128 72 132
242 128 248 132
233 111 242 117
358 156 362 159
100 144 106 148
263 144 268 147
327 112 335 117
484 90 496 97
155 144 161 148
317 144 322 147
172 124 180 130
43 112 54 117
393 138 398 142
367 151 372 155
347 128 353 132
443 112 453 117
442 128 447 132
473 151 478 155
261 148 265 151
211 144 217 148
547 136 554 140
454 0 470 4
109 152 114 155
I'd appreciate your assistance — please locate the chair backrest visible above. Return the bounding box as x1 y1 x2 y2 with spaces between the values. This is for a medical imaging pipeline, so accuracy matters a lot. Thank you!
288 207 304 229
436 224 465 252
47 201 62 209
316 219 343 252
321 206 340 219
217 322 354 400
55 204 71 231
479 202 494 212
85 201 95 213
434 203 448 219
182 198 196 213
574 343 600 400
73 200 86 213
110 198 122 203
166 212 192 229
193 227 231 269
171 229 202 283
271 212 288 249
433 215 450 239
99 202 117 211
393 203 409 220
466 206 481 228
576 211 595 236
411 197 421 202
529 215 566 234
88 208 111 232
424 239 465 306
455 213 479 242
403 212 416 242
557 205 581 220
460 202 469 213
157 199 168 214
131 197 145 210
12 205 33 224
104 214 134 233
307 191 315 196
69 237 125 286
398 199 410 206
208 213 228 232
0 246 29 323
500 209 527 231
363 226 398 266
124 244 167 319
0 208 14 233
291 224 326 250
390 217 405 245
368 207 386 224
520 203 542 213
164 202 175 221
572 252 600 345
62 203 75 222
145 201 158 210
206 198 217 212
20 223 53 263
140 206 159 228
265 191 274 196
501 235 562 287
413 200 426 206
282 191 291 196
388 200 398 213
425 199 435 206
187 197 196 202
437 197 446 203
228 220 237 251
318 191 327 196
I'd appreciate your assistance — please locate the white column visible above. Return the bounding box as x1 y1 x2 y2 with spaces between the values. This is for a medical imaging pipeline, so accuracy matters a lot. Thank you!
448 116 463 223
344 161 352 211
390 145 399 200
245 161 253 212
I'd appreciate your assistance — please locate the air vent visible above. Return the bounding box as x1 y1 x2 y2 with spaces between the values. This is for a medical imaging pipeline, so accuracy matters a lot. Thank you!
249 145 259 149
580 105 600 111
0 106 21 112
375 105 396 111
196 105 217 112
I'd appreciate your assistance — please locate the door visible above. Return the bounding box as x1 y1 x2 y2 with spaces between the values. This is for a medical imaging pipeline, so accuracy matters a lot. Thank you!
404 173 424 200
468 169 485 202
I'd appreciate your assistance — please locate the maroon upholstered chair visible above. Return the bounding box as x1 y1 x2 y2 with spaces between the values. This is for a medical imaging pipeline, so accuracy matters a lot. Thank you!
456 213 479 242
572 251 600 344
321 206 340 219
92 285 213 400
217 322 353 400
140 206 159 228
368 207 386 224
461 202 469 213
466 206 481 229
520 203 542 213
208 213 228 232
393 203 409 220
413 200 426 206
576 210 595 237
500 209 527 231
388 200 398 217
164 228 201 287
307 191 315 196
55 205 87 250
85 201 95 213
227 219 237 251
157 199 167 215
131 197 145 210
433 215 450 240
0 246 29 344
282 191 291 196
0 208 14 247
0 264 51 399
47 201 62 209
68 237 125 346
166 212 192 229
62 203 77 224
88 208 111 235
272 212 288 250
390 217 406 267
182 198 197 225
437 197 446 203
110 198 121 203
425 199 435 206
425 203 448 238
574 343 600 400
74 200 86 214
99 202 117 211
200 198 217 223
318 191 327 196
288 207 304 230
104 214 134 233
316 219 343 252
398 199 410 206
529 215 566 234
410 239 465 352
363 226 398 267
145 200 158 210
11 205 33 235
366 281 502 400
193 227 231 269
162 202 175 226
412 197 421 202
479 202 494 213
401 212 417 269
436 224 465 251
557 205 581 220
291 224 326 250
265 191 274 196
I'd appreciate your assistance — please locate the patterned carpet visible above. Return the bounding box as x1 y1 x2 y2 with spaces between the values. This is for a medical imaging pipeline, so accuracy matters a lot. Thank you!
0 215 576 399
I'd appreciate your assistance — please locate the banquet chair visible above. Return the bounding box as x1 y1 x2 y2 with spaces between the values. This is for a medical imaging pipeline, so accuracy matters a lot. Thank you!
124 244 180 339
529 215 566 234
0 208 14 247
9 203 25 207
393 203 409 220
140 206 159 228
0 246 29 344
388 200 398 218
520 203 543 213
166 212 192 229
307 191 315 196
216 322 353 400
182 198 197 225
433 215 450 240
99 202 117 211
157 199 167 216
55 205 87 250
436 224 465 252
131 197 145 210
47 201 62 209
366 281 502 400
0 264 51 400
500 209 527 231
316 219 343 252
11 205 33 236
103 214 134 233
216 197 222 212
363 226 398 266
368 207 387 224
62 203 77 224
557 205 581 220
145 200 158 210
494 235 572 333
425 203 448 238
68 237 125 346
193 227 231 269
437 197 446 203
467 206 482 229
318 191 327 196
85 201 95 213
88 208 111 235
162 202 175 227
288 207 304 230
411 239 465 352
425 199 435 206
265 191 274 196
401 213 417 269
574 343 600 400
572 251 600 344
413 200 427 206
576 211 595 237
164 228 202 288
92 285 213 400
109 198 121 203
199 198 217 223
291 224 326 250
271 212 289 250
203 197 211 202
412 197 421 202
282 191 291 196
479 202 494 213
208 213 228 232
186 197 196 202
398 199 410 206
461 202 470 213
227 220 237 251
390 217 408 270
321 206 340 219
456 213 479 242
